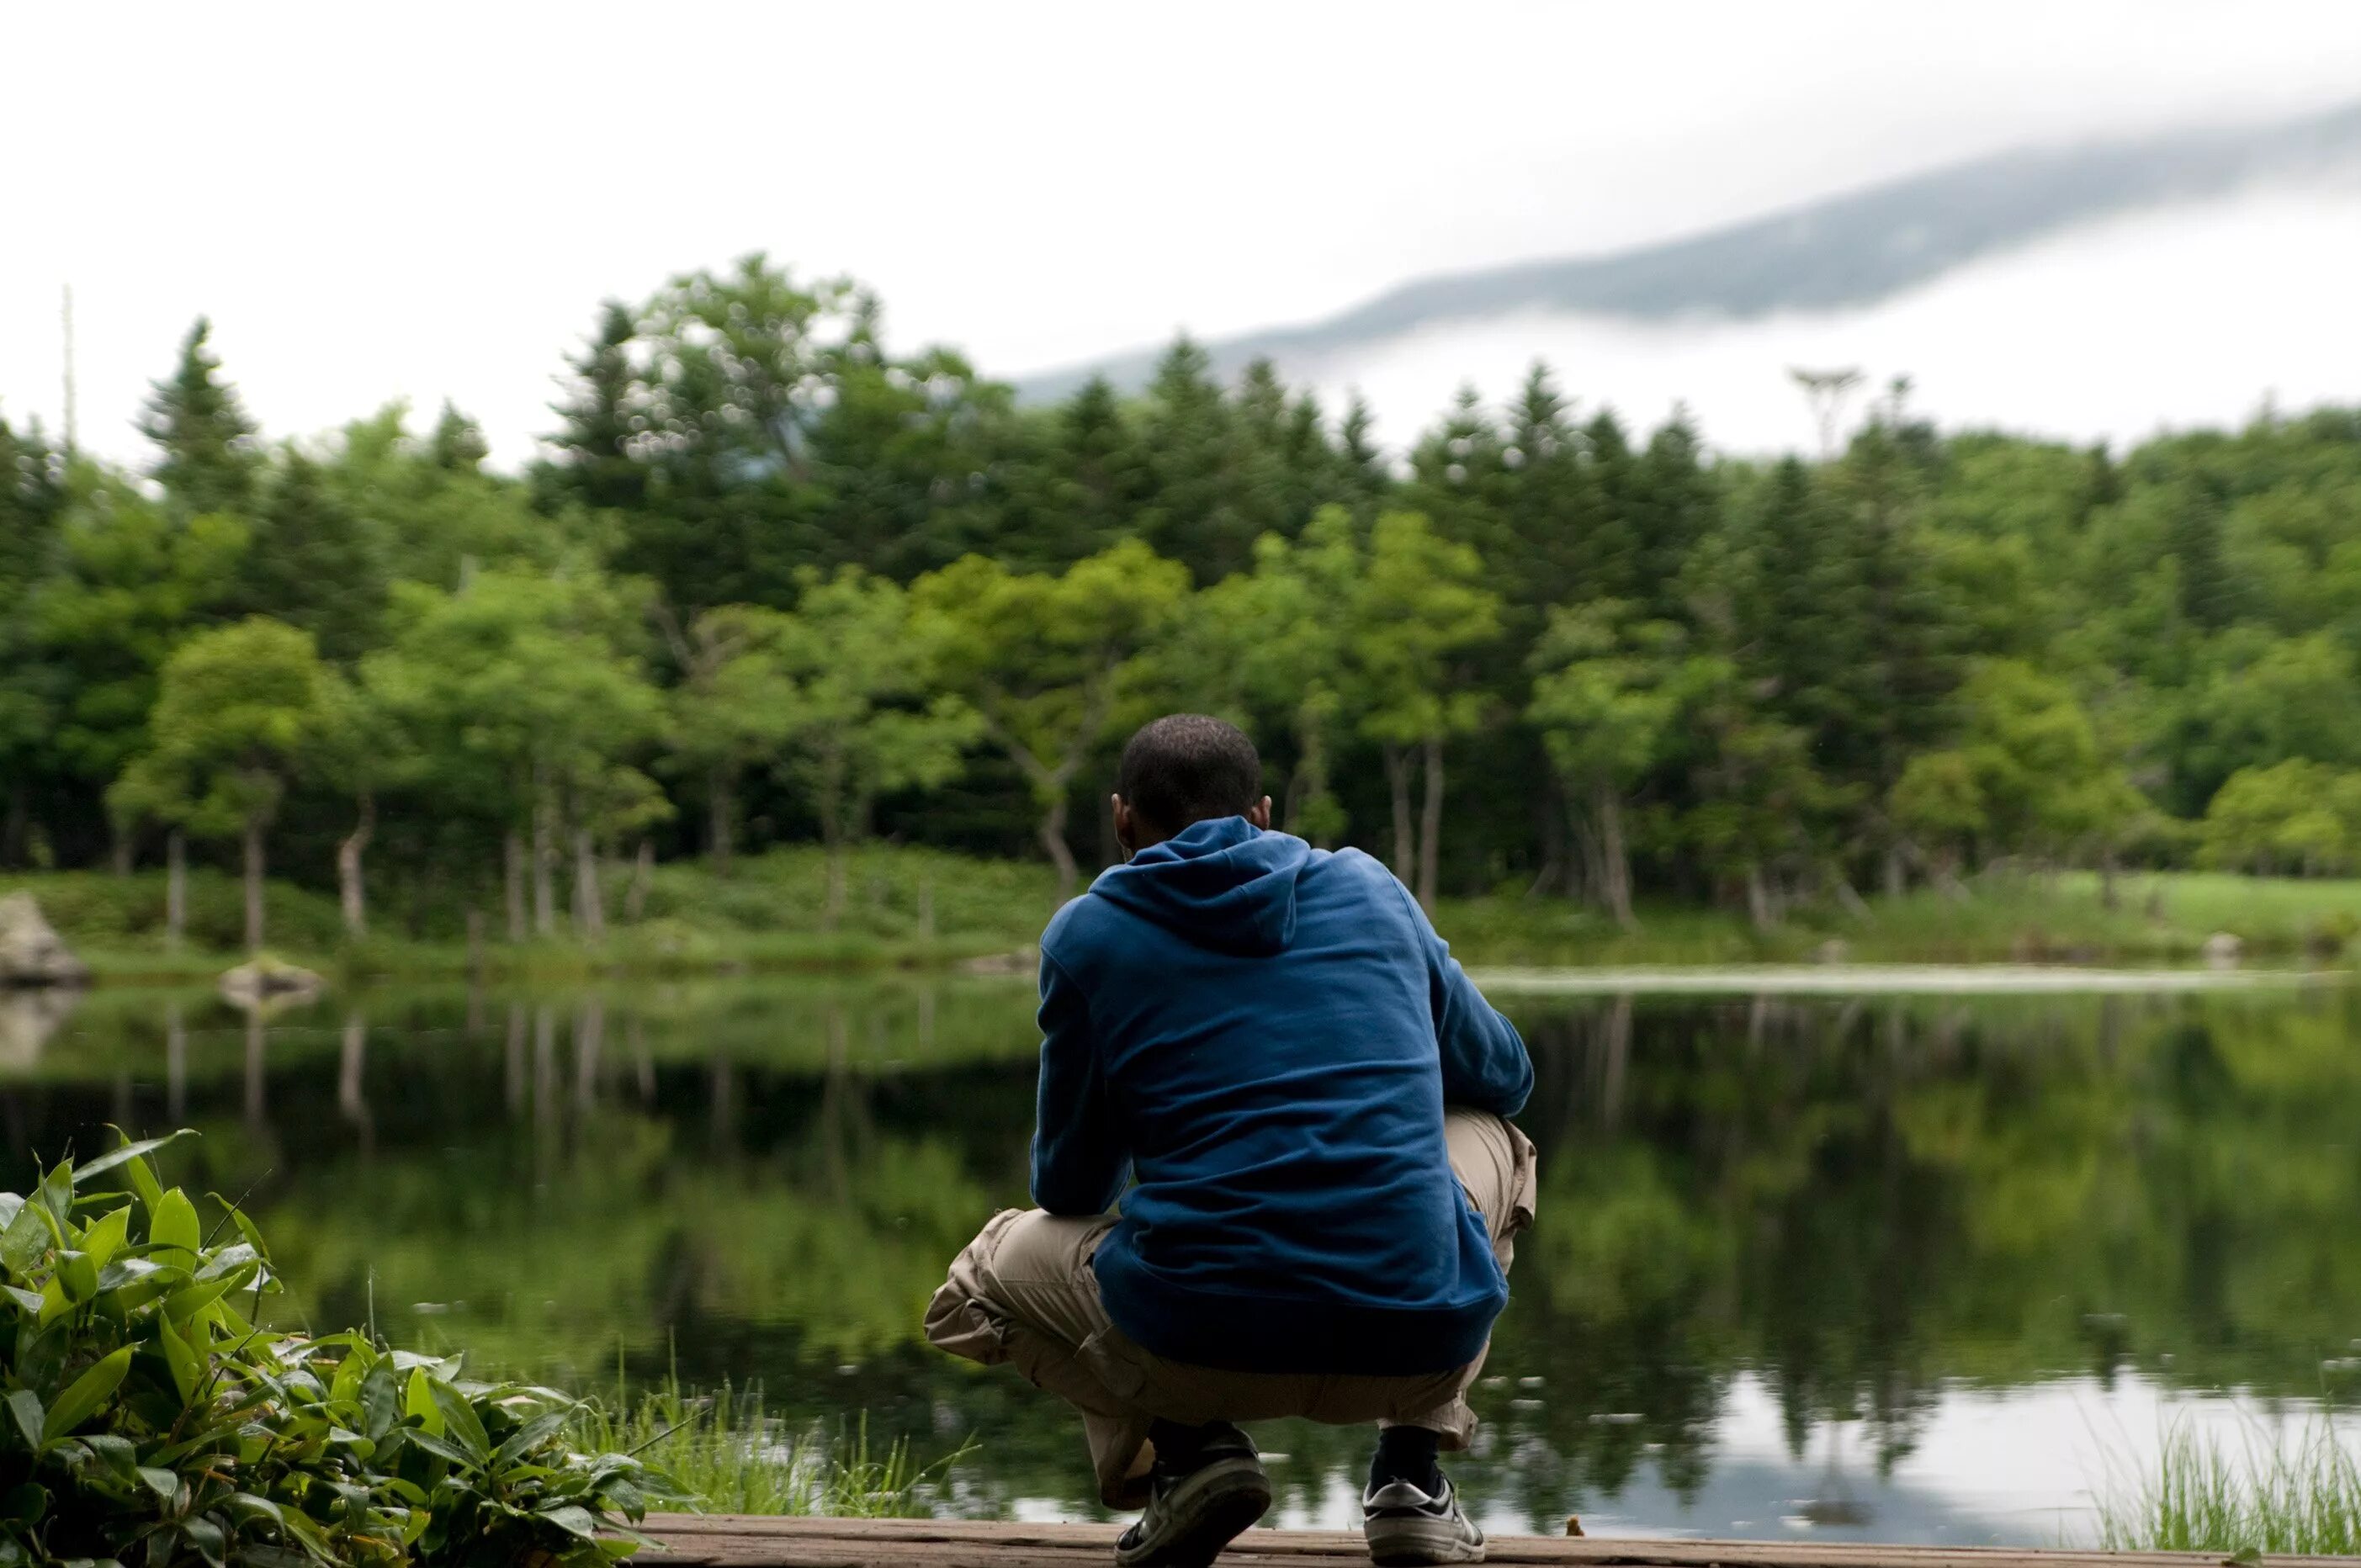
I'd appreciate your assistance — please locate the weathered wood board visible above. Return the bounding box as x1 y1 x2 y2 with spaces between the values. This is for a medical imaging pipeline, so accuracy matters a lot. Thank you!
638 1514 2344 1568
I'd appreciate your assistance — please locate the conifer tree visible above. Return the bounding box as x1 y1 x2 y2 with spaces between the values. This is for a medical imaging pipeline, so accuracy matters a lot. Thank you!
140 317 260 516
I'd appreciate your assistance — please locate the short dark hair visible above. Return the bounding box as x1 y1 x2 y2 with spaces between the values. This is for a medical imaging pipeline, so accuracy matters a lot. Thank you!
1117 714 1262 834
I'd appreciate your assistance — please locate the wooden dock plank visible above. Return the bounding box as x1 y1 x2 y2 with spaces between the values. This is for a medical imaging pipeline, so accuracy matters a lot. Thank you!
638 1516 2348 1567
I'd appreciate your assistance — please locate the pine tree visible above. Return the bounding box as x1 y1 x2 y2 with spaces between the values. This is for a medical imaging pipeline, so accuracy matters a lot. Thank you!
544 301 646 513
140 317 260 516
231 450 389 663
428 400 491 472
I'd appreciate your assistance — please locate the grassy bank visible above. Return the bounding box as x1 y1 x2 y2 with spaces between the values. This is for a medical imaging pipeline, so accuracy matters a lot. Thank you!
1438 869 2361 967
2 845 1061 985
12 852 2361 986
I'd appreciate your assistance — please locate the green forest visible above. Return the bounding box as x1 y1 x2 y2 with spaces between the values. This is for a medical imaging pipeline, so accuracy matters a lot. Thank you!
8 252 2361 952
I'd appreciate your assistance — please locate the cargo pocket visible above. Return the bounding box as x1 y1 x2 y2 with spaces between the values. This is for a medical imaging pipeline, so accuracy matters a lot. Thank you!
921 1208 1027 1365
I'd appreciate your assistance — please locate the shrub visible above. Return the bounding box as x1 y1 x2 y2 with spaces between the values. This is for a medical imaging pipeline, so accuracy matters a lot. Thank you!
0 1131 686 1568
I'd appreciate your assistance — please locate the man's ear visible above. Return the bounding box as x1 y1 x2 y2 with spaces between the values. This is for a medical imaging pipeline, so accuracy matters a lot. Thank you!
1247 795 1273 830
1112 793 1137 856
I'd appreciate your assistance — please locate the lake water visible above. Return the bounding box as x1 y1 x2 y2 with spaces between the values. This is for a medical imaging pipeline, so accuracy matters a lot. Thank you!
6 975 2360 1544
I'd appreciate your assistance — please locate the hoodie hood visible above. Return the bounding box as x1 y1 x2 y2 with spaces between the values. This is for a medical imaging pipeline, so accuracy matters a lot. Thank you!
1088 817 1311 956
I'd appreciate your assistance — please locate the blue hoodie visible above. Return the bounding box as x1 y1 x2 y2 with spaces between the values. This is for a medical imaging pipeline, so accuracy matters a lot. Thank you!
1030 816 1532 1376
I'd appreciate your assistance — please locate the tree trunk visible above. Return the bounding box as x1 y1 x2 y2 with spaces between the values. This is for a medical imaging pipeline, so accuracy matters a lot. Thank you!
2099 848 2120 910
1595 782 1636 930
1882 844 1907 899
166 1004 188 1122
625 840 654 923
572 828 605 942
1744 862 1775 932
165 829 187 953
1038 794 1079 902
1 784 26 868
241 816 267 953
110 825 135 877
337 791 374 940
465 908 485 975
1415 735 1446 913
708 765 734 877
1383 745 1414 882
338 1010 371 1152
503 832 528 942
243 1007 267 1129
820 765 848 930
531 797 556 937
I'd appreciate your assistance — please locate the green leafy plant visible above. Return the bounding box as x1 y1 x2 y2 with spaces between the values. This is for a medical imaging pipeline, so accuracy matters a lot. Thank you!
0 1130 687 1568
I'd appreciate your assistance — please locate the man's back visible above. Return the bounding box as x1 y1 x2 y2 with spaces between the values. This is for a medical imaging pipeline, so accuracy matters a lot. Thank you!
1033 816 1532 1376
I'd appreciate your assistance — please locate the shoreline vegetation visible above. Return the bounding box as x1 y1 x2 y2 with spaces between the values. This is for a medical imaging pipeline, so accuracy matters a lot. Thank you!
12 845 2361 990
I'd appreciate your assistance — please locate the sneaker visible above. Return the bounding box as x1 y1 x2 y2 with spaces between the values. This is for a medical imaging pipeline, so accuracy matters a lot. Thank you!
1362 1471 1485 1565
1114 1425 1272 1568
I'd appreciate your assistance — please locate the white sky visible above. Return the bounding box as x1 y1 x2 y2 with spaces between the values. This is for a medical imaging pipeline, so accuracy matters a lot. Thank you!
6 1 2361 468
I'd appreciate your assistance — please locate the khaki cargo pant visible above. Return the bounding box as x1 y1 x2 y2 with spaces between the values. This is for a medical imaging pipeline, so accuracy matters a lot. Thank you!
923 1109 1537 1508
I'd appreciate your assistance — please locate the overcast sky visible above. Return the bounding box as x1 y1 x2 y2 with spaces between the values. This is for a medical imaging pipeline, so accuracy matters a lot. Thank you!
7 0 2361 467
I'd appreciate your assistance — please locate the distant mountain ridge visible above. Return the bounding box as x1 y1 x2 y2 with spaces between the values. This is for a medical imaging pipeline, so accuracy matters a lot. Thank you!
1018 100 2361 402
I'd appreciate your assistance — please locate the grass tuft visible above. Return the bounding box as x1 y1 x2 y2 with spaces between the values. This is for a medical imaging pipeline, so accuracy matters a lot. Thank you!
570 1376 969 1518
2095 1416 2361 1555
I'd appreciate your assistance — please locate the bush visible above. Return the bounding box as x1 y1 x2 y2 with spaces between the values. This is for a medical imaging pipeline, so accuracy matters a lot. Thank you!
0 1131 686 1568
0 872 348 956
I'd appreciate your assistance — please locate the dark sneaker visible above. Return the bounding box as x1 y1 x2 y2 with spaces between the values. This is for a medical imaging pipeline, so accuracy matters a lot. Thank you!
1361 1472 1485 1565
1113 1425 1271 1568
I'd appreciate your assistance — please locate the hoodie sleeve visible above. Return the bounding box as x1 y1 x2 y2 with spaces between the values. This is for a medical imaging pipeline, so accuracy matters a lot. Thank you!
1397 878 1533 1117
1029 951 1129 1216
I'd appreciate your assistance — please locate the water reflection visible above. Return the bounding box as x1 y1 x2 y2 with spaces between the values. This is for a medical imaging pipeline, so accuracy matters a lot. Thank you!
3 978 2359 1543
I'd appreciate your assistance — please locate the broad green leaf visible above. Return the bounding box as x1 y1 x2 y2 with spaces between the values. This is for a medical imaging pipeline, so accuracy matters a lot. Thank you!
401 1428 475 1468
2 1286 43 1315
158 1318 201 1406
491 1407 570 1469
542 1504 601 1540
403 1368 443 1434
57 1250 98 1302
35 1163 73 1232
37 1277 71 1326
5 1390 41 1450
93 1257 172 1295
182 1515 225 1568
76 1131 195 1185
136 1467 179 1503
0 1200 45 1275
166 1270 250 1324
82 1433 137 1478
359 1359 398 1439
124 1156 166 1218
43 1346 132 1444
77 1206 131 1270
428 1377 492 1463
149 1189 199 1258
224 1204 271 1264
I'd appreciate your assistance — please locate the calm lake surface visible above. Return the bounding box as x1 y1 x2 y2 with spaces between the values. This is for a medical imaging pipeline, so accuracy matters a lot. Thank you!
5 975 2359 1544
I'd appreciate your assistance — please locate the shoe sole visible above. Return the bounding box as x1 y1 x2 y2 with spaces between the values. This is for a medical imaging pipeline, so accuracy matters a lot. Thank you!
1114 1457 1273 1568
1366 1512 1487 1566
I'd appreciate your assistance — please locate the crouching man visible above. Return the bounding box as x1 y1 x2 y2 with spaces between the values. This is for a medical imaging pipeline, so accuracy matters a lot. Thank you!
926 715 1536 1567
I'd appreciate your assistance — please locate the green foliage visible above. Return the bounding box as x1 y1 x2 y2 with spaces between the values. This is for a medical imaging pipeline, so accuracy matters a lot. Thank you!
21 273 2361 929
2200 760 2361 875
0 1131 685 1568
109 619 339 846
